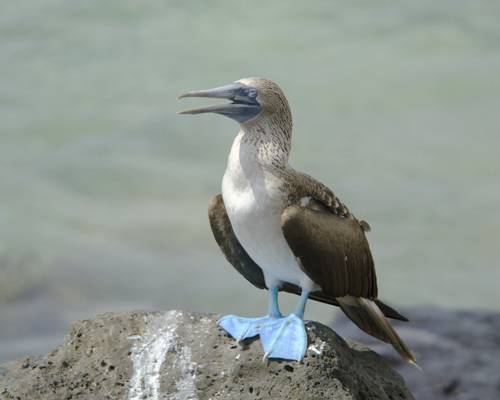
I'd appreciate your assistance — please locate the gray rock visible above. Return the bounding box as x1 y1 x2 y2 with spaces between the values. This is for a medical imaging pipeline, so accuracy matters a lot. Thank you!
333 307 500 400
0 310 414 400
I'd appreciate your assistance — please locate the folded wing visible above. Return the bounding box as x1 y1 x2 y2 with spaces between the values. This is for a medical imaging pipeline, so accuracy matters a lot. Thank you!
281 205 377 299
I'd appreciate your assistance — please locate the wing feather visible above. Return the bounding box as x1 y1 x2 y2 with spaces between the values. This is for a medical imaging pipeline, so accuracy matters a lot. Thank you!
281 205 377 299
208 194 266 290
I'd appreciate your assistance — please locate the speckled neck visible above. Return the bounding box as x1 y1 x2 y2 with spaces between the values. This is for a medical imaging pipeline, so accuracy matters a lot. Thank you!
239 110 293 171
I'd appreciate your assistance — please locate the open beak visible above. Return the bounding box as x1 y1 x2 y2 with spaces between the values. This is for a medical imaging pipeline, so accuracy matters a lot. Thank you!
177 82 262 123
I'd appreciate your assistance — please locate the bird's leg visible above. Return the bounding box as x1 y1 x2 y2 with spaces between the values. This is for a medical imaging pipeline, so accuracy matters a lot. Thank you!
218 286 283 342
267 285 283 318
260 290 310 362
292 289 310 319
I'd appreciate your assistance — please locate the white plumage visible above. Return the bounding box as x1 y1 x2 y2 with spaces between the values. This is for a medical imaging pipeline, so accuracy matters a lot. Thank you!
222 132 319 292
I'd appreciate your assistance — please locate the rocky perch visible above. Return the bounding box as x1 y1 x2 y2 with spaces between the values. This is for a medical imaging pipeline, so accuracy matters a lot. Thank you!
0 310 414 400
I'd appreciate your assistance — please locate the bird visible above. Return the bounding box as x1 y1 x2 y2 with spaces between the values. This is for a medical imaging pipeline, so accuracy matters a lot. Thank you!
177 77 418 366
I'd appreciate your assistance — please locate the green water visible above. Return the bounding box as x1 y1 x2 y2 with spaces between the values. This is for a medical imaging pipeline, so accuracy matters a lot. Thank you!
1 0 499 363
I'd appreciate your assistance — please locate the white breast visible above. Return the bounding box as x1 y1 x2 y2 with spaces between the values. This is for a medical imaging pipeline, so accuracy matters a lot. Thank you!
221 135 319 292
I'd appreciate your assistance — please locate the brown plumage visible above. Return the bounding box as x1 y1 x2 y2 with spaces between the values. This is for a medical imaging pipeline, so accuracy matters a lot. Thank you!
180 77 418 367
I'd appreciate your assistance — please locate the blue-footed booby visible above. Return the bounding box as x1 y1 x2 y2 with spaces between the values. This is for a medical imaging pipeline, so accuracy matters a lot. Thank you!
178 78 418 366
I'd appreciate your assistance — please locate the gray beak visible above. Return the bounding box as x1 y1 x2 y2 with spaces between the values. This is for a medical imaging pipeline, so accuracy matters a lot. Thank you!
177 82 262 123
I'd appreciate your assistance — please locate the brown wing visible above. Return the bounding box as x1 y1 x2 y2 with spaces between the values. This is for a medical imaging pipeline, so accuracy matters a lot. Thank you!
281 205 377 300
208 194 266 290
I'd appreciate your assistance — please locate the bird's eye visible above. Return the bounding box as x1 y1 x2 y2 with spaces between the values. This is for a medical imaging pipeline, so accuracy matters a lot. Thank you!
247 88 258 98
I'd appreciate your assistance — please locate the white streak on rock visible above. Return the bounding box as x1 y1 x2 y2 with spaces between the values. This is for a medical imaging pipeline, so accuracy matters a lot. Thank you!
171 345 198 400
308 341 326 355
128 310 199 400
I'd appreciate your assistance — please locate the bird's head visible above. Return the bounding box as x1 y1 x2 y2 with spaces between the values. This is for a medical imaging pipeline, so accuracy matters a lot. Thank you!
177 77 291 127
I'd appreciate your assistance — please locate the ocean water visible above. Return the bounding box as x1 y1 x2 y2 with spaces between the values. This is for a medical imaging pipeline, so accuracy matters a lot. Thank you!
1 0 499 364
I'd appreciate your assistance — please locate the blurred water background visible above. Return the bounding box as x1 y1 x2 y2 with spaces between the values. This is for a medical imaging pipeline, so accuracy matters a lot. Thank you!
1 0 499 364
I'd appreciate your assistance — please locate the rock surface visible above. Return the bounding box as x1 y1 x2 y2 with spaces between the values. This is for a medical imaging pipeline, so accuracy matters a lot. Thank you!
333 306 500 400
0 310 414 400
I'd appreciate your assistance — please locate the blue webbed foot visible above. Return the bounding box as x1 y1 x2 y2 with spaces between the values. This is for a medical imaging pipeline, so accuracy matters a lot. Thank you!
218 315 282 342
220 287 310 362
259 313 308 362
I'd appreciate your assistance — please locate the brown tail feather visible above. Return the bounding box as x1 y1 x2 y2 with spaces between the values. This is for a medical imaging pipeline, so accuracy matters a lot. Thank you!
337 296 419 368
374 299 409 322
282 283 410 322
